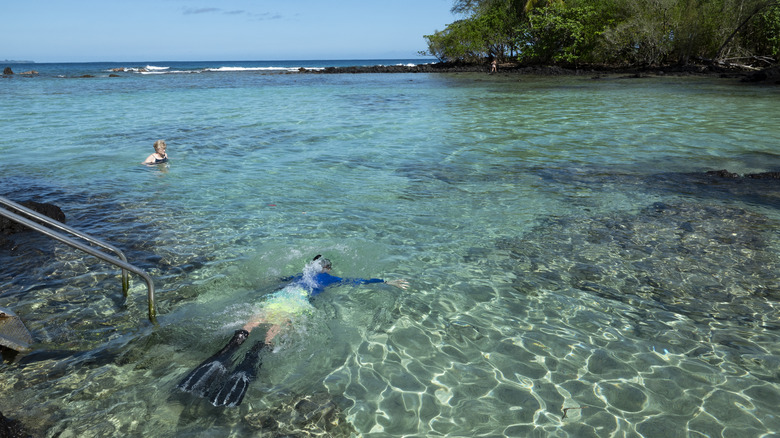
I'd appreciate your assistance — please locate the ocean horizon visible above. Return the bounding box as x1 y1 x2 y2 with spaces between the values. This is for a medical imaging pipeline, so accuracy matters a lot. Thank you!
2 60 780 437
3 58 438 76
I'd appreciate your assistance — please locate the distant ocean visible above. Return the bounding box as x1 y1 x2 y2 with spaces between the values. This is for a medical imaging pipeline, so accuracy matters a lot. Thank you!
3 58 435 77
2 59 780 437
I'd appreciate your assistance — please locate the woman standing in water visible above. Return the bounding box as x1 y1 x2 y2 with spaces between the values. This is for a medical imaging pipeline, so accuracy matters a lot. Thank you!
143 139 169 164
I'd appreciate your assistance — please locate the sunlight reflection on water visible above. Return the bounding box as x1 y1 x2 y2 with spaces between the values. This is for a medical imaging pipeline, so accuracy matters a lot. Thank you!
1 68 780 437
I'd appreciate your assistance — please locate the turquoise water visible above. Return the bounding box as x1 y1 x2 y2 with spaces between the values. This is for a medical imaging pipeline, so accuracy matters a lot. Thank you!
2 61 780 437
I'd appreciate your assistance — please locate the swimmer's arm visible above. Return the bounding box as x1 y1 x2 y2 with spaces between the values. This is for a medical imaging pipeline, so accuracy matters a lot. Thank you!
385 279 409 289
353 278 384 284
347 277 409 289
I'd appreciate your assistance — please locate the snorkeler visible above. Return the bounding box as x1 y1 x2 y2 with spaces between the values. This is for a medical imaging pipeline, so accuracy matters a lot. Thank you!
177 255 408 407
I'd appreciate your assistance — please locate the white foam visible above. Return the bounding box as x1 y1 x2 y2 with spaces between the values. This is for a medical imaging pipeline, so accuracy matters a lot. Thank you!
204 66 324 73
299 259 324 291
139 70 197 75
109 64 328 75
206 66 275 72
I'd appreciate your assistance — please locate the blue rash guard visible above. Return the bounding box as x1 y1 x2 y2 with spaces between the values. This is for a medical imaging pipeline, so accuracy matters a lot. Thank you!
284 272 384 297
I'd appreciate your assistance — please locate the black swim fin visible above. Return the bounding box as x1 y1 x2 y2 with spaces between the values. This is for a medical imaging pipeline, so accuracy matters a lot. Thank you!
177 329 249 397
209 340 268 407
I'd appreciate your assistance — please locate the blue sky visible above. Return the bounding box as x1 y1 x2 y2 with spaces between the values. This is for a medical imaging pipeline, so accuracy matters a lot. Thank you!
2 0 456 62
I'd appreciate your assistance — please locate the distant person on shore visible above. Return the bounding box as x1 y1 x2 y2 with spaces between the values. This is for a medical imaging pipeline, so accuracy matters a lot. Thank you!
143 140 168 164
491 59 498 74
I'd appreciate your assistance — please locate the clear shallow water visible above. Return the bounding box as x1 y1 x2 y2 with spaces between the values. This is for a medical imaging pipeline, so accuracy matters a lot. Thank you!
1 61 780 437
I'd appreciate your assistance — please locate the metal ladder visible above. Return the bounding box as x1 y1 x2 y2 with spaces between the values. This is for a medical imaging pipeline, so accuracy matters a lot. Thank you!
0 196 157 324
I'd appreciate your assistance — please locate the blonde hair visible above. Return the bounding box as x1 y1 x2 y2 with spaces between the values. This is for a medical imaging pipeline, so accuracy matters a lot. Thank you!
153 139 167 153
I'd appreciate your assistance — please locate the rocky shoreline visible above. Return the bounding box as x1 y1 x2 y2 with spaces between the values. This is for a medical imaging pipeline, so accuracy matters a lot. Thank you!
303 61 780 84
4 61 778 84
2 67 38 76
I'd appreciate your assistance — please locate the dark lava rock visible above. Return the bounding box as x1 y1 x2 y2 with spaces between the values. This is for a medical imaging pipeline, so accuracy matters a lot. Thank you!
706 169 740 178
0 411 31 438
0 200 66 234
745 171 780 179
706 168 780 180
742 65 780 84
497 200 780 324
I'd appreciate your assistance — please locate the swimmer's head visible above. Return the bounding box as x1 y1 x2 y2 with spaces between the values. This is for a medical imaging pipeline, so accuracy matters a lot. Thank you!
312 254 332 272
153 139 167 154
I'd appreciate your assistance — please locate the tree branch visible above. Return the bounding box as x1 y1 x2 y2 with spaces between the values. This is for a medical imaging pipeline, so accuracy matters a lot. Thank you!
715 1 780 61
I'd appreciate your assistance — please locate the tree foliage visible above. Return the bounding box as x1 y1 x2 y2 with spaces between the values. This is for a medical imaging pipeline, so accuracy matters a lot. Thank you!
753 4 780 58
424 0 525 62
422 0 780 66
517 2 604 64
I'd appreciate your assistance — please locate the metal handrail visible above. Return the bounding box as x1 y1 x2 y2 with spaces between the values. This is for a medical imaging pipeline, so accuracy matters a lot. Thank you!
0 200 157 324
0 197 130 294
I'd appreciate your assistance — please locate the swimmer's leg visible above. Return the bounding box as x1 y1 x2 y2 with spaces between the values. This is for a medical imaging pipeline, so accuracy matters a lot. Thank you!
264 323 284 344
209 340 269 407
177 329 249 397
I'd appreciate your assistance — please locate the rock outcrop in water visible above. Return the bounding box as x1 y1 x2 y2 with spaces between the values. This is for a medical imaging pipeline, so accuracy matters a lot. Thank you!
707 169 780 179
0 200 66 235
0 410 30 438
741 65 780 84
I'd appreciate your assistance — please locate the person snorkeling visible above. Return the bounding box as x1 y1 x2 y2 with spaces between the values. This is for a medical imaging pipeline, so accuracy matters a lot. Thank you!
177 255 408 407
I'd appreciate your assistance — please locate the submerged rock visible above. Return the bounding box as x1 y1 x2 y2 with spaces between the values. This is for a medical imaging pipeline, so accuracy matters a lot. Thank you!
0 200 66 235
0 410 30 438
745 171 780 179
244 392 356 437
705 169 740 178
535 166 780 210
498 200 780 325
707 169 780 179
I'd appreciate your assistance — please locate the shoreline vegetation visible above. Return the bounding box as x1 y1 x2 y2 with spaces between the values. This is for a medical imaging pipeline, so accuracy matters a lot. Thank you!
421 0 780 74
413 0 780 84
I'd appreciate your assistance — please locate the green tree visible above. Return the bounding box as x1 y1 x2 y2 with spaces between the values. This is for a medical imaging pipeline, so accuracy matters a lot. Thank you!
423 1 523 62
751 4 780 59
592 0 779 65
517 2 605 64
596 0 678 65
423 19 488 62
715 1 780 61
428 0 780 66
